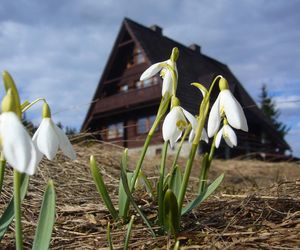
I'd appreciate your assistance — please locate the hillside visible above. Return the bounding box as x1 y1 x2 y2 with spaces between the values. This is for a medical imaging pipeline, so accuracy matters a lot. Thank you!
1 137 299 249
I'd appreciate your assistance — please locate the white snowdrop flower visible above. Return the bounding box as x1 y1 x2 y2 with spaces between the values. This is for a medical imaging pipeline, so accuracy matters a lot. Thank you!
33 103 76 163
140 48 179 96
0 90 38 175
215 124 237 148
162 105 196 148
207 78 248 138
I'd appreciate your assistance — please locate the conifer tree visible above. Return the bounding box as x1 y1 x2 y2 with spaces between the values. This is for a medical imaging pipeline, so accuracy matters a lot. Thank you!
259 84 289 139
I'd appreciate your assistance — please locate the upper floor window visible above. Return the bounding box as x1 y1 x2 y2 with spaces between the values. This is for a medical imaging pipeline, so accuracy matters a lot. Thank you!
127 47 145 68
107 122 124 139
137 115 156 134
120 84 129 92
135 77 158 89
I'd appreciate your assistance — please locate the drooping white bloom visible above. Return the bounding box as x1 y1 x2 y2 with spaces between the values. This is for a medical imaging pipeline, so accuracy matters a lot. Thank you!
140 59 177 96
215 124 237 148
188 127 209 144
33 118 76 162
162 106 196 148
0 112 38 175
208 89 248 138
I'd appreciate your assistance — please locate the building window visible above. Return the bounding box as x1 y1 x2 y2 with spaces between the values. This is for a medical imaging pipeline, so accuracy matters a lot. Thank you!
120 84 129 92
137 115 156 134
135 77 158 89
127 47 145 68
107 122 123 139
136 48 145 64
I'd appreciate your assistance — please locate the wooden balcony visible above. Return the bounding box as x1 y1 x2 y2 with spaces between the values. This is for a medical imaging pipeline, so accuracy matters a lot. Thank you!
93 84 161 115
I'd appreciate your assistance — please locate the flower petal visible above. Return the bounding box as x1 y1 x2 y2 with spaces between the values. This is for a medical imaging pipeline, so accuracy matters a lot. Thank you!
201 128 209 143
223 125 237 148
35 118 59 160
162 107 186 148
215 128 223 148
188 129 195 143
1 112 37 175
140 62 163 80
181 108 197 130
207 94 221 137
220 90 248 132
32 124 45 164
162 70 173 96
53 123 76 160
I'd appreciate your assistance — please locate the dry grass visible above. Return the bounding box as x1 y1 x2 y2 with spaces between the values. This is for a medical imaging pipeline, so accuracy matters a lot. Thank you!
0 134 300 249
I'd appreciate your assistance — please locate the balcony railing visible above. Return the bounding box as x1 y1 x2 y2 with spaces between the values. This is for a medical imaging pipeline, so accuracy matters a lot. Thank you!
94 84 161 114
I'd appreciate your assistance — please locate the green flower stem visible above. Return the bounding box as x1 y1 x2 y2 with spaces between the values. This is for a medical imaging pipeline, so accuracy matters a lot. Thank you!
170 125 191 175
207 75 222 97
130 96 170 192
13 170 23 250
177 143 198 212
0 153 6 194
21 98 46 113
178 99 209 212
198 136 216 194
158 141 169 225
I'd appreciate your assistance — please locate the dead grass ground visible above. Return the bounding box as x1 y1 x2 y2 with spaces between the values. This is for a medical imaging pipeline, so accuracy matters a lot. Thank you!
0 136 300 249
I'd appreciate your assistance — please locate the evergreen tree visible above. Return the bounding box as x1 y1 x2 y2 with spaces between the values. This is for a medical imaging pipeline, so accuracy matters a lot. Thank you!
259 84 289 139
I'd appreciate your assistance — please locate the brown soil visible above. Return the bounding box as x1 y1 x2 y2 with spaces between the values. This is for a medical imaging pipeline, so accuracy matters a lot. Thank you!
0 135 299 249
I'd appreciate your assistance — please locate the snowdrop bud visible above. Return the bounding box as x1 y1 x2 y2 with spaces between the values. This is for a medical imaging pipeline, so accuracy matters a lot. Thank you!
42 102 51 118
171 96 180 108
2 71 21 118
170 47 179 62
219 77 229 91
2 89 17 113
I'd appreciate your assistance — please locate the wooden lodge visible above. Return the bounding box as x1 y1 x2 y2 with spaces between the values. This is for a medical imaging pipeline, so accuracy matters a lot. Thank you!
81 18 290 158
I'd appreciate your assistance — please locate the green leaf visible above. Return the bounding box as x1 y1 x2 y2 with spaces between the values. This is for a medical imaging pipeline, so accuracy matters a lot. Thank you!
173 240 181 250
90 155 118 220
107 222 114 250
137 171 155 197
163 189 179 236
0 174 29 240
0 157 6 195
32 180 56 250
124 215 135 250
182 173 224 215
198 153 209 194
118 172 133 219
169 165 182 199
120 150 155 237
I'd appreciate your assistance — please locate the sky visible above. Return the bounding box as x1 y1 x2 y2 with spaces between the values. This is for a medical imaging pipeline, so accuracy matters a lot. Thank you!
0 0 299 156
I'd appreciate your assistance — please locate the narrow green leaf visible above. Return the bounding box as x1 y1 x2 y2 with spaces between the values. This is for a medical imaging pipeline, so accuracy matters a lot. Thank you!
107 222 114 250
0 174 29 240
137 171 155 197
169 165 182 199
124 215 134 250
198 153 209 194
163 189 179 236
120 151 155 237
0 157 6 194
173 240 181 250
118 172 133 218
182 173 224 215
32 180 56 250
90 155 118 220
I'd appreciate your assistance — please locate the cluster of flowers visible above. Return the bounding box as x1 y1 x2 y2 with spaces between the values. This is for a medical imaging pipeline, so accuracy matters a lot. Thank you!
140 56 248 149
1 88 76 176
